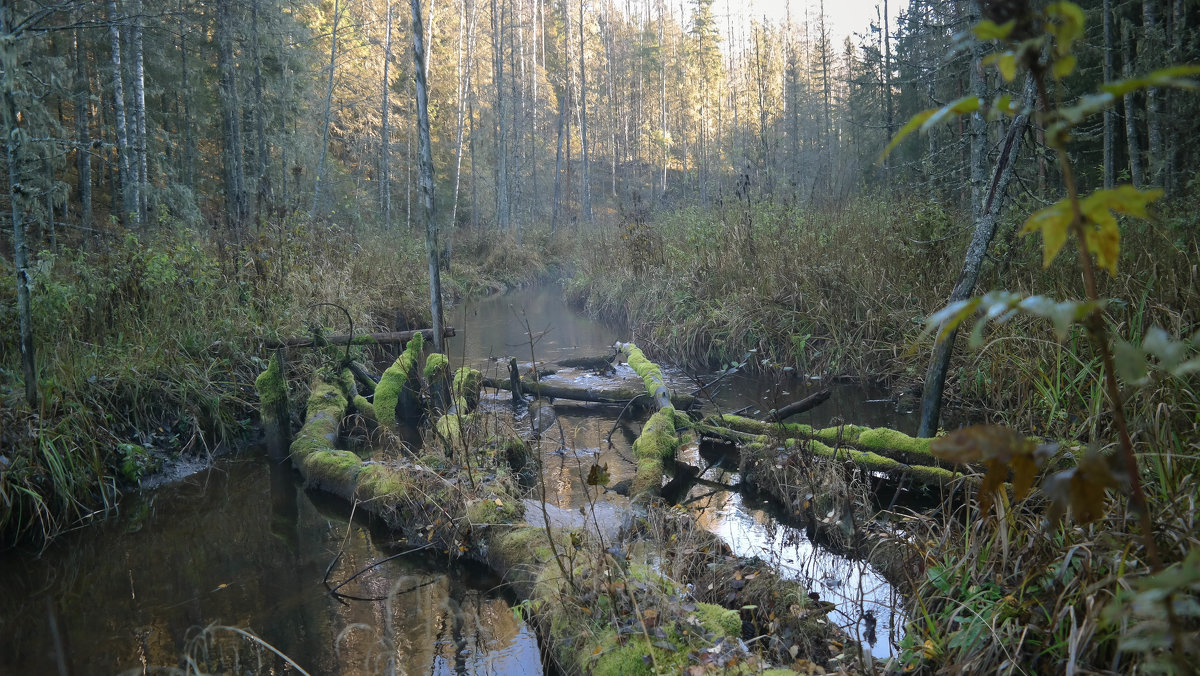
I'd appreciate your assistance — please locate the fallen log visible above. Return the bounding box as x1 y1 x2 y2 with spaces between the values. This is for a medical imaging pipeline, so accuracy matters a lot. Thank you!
261 327 456 349
260 363 830 674
694 416 965 490
254 349 291 460
764 388 830 422
375 334 425 429
481 375 698 410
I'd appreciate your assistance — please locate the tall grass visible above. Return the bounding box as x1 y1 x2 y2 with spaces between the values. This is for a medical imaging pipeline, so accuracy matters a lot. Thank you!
567 189 1200 441
0 218 566 545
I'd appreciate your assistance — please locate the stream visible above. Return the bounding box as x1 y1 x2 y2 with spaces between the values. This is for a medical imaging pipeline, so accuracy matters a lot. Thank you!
0 284 914 674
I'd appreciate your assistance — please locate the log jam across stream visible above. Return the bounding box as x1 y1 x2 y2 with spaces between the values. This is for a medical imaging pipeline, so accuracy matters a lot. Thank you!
0 284 928 673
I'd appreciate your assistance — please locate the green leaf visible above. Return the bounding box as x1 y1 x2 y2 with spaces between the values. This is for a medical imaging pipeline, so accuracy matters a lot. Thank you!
1020 199 1074 269
879 108 936 162
881 96 980 163
921 96 981 133
983 52 1019 82
1112 338 1149 385
1045 2 1085 52
1102 64 1200 98
1052 54 1077 79
974 19 1016 41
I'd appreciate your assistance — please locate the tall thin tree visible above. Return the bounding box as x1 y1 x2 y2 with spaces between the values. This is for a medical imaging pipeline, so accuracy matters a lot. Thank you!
412 0 446 352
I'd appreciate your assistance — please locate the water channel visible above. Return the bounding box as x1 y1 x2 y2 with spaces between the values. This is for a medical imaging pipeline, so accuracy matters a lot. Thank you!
0 284 915 674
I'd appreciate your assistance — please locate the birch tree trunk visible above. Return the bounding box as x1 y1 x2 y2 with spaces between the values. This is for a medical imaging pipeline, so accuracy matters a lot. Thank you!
312 0 340 218
217 0 247 235
73 23 93 234
1103 0 1115 188
918 76 1036 438
577 0 593 222
106 0 134 226
381 0 393 229
492 0 511 231
132 0 148 227
1122 20 1144 189
412 0 446 353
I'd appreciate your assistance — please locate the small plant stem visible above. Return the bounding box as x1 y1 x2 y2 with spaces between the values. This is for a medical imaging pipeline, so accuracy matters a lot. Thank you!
1034 71 1160 570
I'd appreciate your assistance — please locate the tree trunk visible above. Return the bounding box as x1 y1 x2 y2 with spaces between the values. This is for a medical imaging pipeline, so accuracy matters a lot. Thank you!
412 0 446 353
179 0 195 189
381 0 393 229
106 0 134 226
1122 20 1144 189
918 76 1036 438
492 0 511 232
2 6 37 407
967 0 987 220
217 0 247 235
251 0 270 219
577 0 593 222
131 0 148 227
313 0 340 218
1103 0 1115 189
73 23 92 235
1143 0 1162 186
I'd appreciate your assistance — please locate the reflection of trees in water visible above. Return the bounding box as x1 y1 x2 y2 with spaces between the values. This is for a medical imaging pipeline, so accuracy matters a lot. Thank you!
0 460 540 675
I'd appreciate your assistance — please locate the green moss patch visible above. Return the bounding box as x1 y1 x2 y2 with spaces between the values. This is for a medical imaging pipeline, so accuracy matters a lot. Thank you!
375 334 424 429
632 406 681 495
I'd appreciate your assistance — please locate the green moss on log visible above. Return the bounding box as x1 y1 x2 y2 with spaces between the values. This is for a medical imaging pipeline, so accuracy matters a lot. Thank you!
302 449 362 494
352 394 376 422
466 496 524 525
424 353 449 381
375 334 424 429
453 367 483 410
354 463 411 501
254 352 286 419
632 406 681 495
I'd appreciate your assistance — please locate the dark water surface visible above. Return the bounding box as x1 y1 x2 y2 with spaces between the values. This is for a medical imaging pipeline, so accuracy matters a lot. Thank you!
449 285 910 659
1 284 912 673
0 458 538 675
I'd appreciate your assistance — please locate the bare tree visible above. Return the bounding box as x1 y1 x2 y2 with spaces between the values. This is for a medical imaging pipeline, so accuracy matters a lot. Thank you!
413 0 446 352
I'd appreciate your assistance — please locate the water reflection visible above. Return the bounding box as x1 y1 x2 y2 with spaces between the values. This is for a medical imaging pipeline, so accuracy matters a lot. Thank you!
0 458 540 675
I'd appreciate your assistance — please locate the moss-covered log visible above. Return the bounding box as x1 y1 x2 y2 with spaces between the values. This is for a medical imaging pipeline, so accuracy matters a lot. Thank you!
374 334 425 429
616 342 673 409
696 417 963 491
453 366 483 410
709 413 963 473
425 353 452 413
261 327 456 349
254 349 291 459
261 366 819 675
482 375 697 409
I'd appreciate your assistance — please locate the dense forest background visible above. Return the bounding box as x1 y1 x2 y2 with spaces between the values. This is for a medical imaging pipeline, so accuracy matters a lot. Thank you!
3 0 1195 250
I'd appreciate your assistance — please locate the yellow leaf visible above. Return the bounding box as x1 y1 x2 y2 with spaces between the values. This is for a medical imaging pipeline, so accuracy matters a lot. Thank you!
879 108 936 162
974 19 1016 41
1082 208 1121 276
997 53 1018 82
494 498 504 507
1021 200 1073 268
1052 54 1077 79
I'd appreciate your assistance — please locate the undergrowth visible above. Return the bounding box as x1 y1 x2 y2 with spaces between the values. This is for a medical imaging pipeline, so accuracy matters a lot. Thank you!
0 218 567 546
566 188 1199 442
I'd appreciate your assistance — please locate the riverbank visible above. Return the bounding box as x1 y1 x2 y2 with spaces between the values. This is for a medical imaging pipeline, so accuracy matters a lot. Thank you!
0 223 568 545
565 192 1200 441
